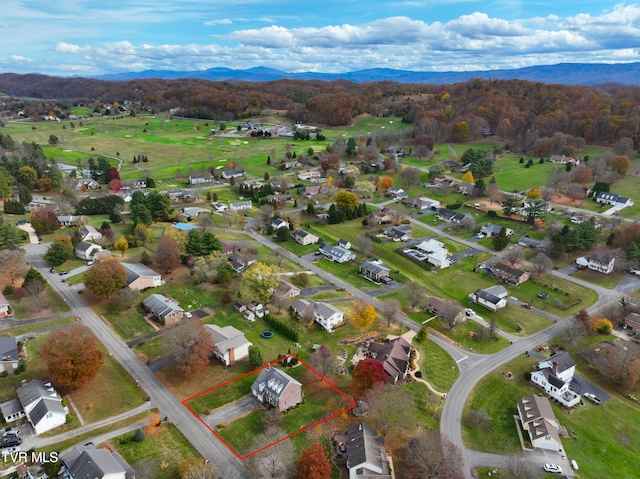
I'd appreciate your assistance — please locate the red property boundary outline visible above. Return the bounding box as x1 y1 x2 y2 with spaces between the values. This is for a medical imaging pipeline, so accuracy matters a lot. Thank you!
182 353 356 460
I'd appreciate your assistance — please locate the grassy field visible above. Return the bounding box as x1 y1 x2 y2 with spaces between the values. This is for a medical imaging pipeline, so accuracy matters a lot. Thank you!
112 423 202 479
415 338 459 392
0 316 77 337
9 285 71 319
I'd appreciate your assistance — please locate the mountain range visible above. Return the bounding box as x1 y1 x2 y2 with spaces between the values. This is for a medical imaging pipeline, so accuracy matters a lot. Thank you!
89 62 640 85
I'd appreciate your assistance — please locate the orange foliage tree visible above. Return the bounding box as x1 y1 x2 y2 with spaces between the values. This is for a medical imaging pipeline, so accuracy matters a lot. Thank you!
349 300 376 328
349 358 387 398
84 257 127 299
379 177 395 190
39 325 105 391
296 442 332 479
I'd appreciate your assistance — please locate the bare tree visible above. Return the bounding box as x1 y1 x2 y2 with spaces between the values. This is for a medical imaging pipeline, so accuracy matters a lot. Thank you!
487 181 503 204
311 345 335 378
164 322 215 376
504 454 538 479
437 300 464 329
223 209 241 227
354 234 373 257
259 204 275 221
405 430 464 479
532 252 553 276
365 385 417 438
197 213 214 231
249 427 295 479
298 307 316 330
466 409 491 430
504 245 524 266
404 282 426 310
116 287 141 308
399 167 421 190
461 215 476 233
270 287 288 314
26 291 49 313
379 298 401 326
24 279 46 297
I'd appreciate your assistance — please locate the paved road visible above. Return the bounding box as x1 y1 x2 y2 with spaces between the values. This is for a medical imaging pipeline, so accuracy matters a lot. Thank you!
23 243 251 479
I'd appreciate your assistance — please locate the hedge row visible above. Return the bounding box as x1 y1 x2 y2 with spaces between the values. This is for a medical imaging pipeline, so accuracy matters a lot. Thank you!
263 313 300 342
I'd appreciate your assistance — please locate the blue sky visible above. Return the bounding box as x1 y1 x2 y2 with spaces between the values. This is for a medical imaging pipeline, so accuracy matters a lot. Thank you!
1 1 639 76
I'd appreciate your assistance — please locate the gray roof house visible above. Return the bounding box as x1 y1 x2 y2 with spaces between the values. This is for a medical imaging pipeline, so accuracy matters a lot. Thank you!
2 380 68 434
292 299 345 332
142 294 184 325
62 444 135 479
0 337 19 374
468 287 507 311
359 261 391 283
319 244 356 263
79 225 102 242
0 291 10 318
75 241 103 261
205 324 252 366
346 422 392 479
122 263 164 290
367 337 411 384
251 366 302 411
437 208 468 224
517 395 563 452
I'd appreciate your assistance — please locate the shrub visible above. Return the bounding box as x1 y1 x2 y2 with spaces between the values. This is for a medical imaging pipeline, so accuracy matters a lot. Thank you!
415 326 428 342
134 428 145 442
487 210 498 217
263 313 299 342
3 285 14 296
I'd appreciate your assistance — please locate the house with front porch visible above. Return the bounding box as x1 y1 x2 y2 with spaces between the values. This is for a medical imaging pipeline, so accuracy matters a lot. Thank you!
142 294 184 325
75 241 103 261
492 263 530 285
530 351 580 407
576 255 615 274
0 380 67 435
319 244 355 263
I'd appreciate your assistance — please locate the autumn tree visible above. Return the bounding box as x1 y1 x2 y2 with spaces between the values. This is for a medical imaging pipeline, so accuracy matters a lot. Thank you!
39 325 105 391
335 191 359 208
17 166 37 189
399 167 420 189
611 155 631 177
350 358 387 398
311 345 335 378
379 177 394 190
179 459 217 479
164 322 215 376
296 442 332 479
353 180 376 198
404 282 426 310
593 318 613 334
84 257 127 298
405 430 464 479
30 209 60 234
460 171 474 184
350 300 376 328
114 236 129 256
379 298 401 326
241 262 281 304
155 237 181 272
0 249 25 283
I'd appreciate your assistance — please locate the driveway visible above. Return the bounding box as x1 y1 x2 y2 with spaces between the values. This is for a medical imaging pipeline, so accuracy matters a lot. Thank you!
202 395 259 428
570 375 612 403
17 223 39 244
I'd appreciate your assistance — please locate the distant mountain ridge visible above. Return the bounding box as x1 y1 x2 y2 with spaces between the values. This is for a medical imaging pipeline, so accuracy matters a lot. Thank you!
89 63 640 85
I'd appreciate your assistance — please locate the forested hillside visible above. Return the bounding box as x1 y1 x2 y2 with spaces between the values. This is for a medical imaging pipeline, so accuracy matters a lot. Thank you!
2 74 640 149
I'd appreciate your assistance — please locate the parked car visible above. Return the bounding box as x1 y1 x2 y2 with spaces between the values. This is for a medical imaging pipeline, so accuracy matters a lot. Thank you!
59 271 70 276
87 261 94 266
543 463 562 474
537 292 549 299
521 303 532 309
1 436 22 447
1 446 21 457
583 392 602 405
184 312 193 319
2 429 20 437
49 268 56 274
465 308 476 317
571 460 579 470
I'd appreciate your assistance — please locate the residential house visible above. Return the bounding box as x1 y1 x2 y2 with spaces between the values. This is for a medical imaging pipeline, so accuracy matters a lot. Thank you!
595 191 634 208
75 178 100 191
624 312 640 333
319 244 356 263
492 263 530 285
518 237 545 249
275 279 301 300
166 189 194 201
221 169 245 180
383 224 412 242
517 394 563 451
0 380 67 434
61 444 135 479
280 159 301 169
403 197 440 210
549 154 580 166
292 299 345 332
346 423 392 479
458 182 476 196
338 239 352 249
265 194 293 204
205 324 252 366
530 352 580 407
297 169 323 181
437 208 468 224
229 200 252 211
415 239 451 269
368 209 392 225
57 215 86 227
468 287 508 312
251 366 302 411
132 178 147 189
213 202 229 212
122 263 163 291
271 218 288 230
0 292 10 318
79 225 102 242
480 223 513 237
229 253 256 273
575 255 615 274
75 241 103 261
425 297 465 325
359 260 391 283
142 294 184 325
386 187 407 199
301 185 332 198
182 207 210 220
367 337 411 383
25 199 56 211
188 173 215 185
0 337 19 374
292 230 320 246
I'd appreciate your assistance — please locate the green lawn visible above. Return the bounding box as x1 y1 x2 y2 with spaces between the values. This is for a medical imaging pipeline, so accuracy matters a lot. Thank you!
0 316 77 337
415 338 459 392
113 423 202 479
9 285 71 319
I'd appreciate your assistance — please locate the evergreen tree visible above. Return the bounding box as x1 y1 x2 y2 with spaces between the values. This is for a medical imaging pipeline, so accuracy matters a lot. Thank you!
491 227 510 250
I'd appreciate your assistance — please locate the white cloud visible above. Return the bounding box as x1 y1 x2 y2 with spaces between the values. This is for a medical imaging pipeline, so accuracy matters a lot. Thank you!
205 19 233 25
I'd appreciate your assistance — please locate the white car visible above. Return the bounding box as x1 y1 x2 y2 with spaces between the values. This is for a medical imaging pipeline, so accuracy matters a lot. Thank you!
1 446 21 457
583 392 602 404
465 308 476 317
184 312 192 318
630 269 640 276
543 464 562 474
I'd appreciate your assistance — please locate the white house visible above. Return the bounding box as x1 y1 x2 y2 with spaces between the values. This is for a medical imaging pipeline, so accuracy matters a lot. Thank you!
79 225 102 242
337 239 351 249
530 352 580 407
517 395 563 452
415 239 451 269
0 380 67 435
182 207 210 220
468 286 508 312
57 215 86 227
205 324 252 366
292 299 345 332
318 244 355 263
271 218 288 230
229 200 252 211
221 169 245 180
346 423 392 479
0 292 10 318
188 174 215 185
75 241 103 261
292 230 320 246
576 255 615 274
596 191 634 208
297 169 322 181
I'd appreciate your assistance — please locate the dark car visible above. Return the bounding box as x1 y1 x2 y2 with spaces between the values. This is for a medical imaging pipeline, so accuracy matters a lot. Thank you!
537 292 549 299
1 436 21 447
49 268 56 274
59 271 70 276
